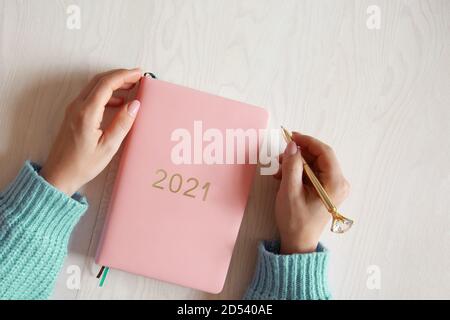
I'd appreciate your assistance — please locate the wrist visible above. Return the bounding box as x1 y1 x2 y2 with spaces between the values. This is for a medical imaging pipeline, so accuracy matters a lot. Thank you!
280 235 319 254
40 166 76 196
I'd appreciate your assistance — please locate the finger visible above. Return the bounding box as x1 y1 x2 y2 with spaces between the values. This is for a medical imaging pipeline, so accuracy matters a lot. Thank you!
273 171 282 180
78 69 117 100
292 132 349 201
297 145 315 164
280 141 304 195
84 68 141 118
278 153 284 164
291 132 341 175
99 99 141 154
106 96 125 107
78 69 140 101
273 153 283 179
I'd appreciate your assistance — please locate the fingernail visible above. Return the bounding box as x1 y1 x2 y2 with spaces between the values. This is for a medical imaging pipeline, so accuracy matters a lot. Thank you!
284 141 298 156
127 100 141 117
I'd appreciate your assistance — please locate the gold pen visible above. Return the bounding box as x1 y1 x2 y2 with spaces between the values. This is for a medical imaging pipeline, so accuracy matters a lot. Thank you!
281 126 353 233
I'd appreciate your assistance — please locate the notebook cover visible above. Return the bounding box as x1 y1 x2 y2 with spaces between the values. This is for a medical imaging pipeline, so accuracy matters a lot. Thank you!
95 76 269 293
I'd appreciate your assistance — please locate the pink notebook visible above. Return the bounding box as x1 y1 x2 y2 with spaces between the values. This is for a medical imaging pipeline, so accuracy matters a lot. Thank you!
95 75 269 293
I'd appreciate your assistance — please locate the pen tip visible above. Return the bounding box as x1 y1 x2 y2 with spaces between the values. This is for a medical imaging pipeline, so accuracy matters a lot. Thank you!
280 126 293 143
281 126 290 135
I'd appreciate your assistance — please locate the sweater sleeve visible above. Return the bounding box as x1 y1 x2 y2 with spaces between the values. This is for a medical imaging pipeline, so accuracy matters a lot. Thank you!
0 161 88 299
244 240 331 300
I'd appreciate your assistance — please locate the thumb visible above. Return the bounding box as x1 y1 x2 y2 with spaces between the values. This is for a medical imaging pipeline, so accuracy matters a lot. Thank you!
101 99 140 153
280 141 304 194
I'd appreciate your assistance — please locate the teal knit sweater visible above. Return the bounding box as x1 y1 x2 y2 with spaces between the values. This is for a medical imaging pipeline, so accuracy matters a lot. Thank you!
0 162 331 300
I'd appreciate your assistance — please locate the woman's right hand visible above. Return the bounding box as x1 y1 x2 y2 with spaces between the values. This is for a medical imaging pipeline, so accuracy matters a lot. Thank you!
274 132 350 254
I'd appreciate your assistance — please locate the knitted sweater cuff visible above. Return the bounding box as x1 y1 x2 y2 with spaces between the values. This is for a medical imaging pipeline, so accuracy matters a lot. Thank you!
0 161 88 299
0 161 88 234
244 240 331 300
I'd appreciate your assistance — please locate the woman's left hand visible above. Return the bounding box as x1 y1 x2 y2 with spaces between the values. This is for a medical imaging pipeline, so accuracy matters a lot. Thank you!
40 68 142 195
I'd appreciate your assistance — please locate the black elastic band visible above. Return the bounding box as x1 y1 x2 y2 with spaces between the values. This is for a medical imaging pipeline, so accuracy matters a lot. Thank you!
144 72 157 79
96 266 105 279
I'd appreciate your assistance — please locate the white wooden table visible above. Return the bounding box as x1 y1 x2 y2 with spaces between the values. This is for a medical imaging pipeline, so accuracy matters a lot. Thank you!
0 0 449 299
